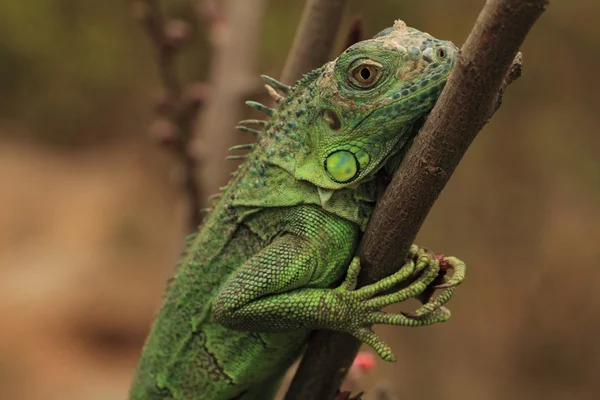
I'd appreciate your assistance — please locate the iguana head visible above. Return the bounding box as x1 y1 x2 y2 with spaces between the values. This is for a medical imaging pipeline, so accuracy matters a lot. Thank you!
268 20 457 190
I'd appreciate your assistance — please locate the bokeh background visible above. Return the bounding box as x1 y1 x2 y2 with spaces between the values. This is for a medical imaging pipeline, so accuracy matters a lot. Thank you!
1 1 598 399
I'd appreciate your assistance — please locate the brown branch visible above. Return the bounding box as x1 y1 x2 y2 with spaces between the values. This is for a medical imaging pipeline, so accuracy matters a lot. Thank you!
285 0 548 399
193 0 226 45
280 0 350 85
134 0 204 230
193 0 267 205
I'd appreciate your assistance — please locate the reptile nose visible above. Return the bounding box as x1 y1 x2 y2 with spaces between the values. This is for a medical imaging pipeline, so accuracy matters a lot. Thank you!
437 45 455 63
440 44 457 66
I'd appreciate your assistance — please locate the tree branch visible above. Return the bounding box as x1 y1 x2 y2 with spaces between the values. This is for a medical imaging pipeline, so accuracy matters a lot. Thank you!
280 0 350 85
285 0 548 399
193 0 267 205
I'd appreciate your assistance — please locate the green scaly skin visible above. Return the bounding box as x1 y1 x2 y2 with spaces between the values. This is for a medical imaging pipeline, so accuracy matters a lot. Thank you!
129 20 466 400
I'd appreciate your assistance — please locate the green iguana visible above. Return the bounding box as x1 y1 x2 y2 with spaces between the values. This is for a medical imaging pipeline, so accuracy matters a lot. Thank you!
129 20 466 400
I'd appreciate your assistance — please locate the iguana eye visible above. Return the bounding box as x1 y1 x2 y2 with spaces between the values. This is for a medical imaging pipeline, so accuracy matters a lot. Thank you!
355 66 375 82
349 61 382 88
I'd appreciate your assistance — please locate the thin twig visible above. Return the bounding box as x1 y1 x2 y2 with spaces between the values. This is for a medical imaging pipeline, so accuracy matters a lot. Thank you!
135 0 204 230
285 0 548 398
137 1 178 91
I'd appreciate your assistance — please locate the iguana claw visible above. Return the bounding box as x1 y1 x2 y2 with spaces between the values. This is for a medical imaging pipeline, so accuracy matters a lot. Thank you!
403 255 466 319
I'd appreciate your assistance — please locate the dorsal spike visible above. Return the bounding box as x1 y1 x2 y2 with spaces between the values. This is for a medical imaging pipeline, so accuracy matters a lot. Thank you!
239 119 267 127
236 125 261 136
261 75 291 94
264 84 284 103
226 155 248 160
295 67 324 87
229 144 254 151
246 101 275 117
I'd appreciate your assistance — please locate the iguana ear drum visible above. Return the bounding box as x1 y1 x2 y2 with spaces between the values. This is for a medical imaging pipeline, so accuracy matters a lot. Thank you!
325 150 359 183
321 109 341 130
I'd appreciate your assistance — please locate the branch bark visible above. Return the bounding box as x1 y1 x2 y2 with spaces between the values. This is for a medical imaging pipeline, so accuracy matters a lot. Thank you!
285 0 548 399
280 0 350 85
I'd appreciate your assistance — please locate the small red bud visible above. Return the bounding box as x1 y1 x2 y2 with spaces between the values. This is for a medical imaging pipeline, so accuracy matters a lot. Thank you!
149 119 179 146
164 19 191 48
184 82 211 108
154 90 177 115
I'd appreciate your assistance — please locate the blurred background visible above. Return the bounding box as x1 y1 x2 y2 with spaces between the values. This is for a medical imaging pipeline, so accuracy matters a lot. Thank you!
0 1 598 399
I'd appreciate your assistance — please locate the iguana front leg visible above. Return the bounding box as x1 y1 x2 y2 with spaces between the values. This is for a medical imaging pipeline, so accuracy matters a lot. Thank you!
212 235 451 362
